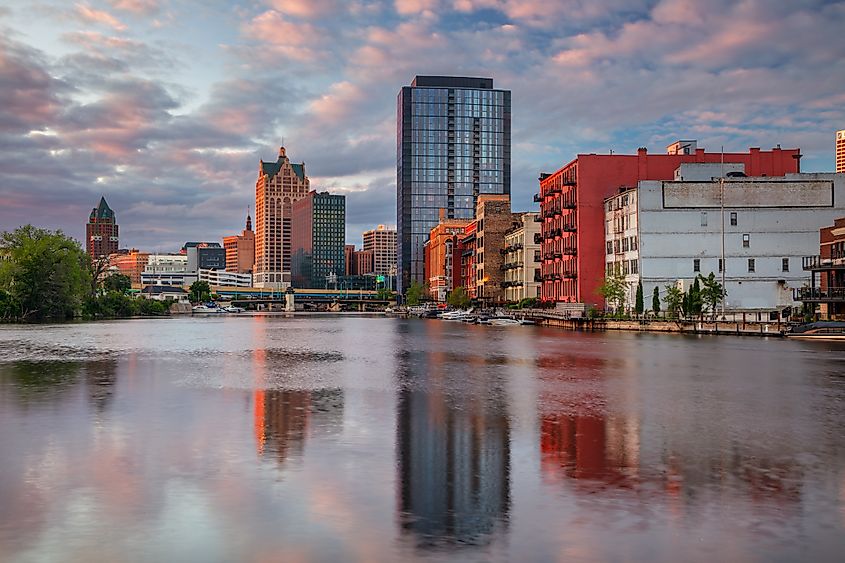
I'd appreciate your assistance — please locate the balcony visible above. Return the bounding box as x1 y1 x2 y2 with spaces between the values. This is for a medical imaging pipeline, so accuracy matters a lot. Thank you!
549 186 562 195
794 287 845 302
534 273 543 282
562 223 577 233
562 201 577 210
533 251 542 262
533 233 543 244
563 178 576 186
563 247 577 256
562 270 577 278
533 193 542 203
533 214 544 223
803 255 845 270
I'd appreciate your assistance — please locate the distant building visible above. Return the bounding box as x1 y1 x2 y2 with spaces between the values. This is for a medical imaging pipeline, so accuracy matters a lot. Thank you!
538 142 802 307
184 242 226 272
291 191 346 288
424 216 472 301
502 213 542 302
344 245 355 276
223 213 255 274
837 130 845 173
363 225 397 277
473 195 514 303
198 268 252 288
141 254 193 286
254 147 311 288
397 76 511 294
796 216 845 320
108 249 149 286
352 249 374 276
86 196 119 258
605 168 845 319
139 285 189 302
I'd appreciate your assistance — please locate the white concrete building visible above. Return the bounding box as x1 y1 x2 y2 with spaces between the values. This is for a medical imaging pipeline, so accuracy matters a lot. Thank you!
141 254 193 286
198 269 252 288
604 166 845 318
502 212 542 302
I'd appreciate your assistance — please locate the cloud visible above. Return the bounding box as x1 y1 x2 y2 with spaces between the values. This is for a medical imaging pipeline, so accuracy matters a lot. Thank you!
243 10 327 61
266 0 340 19
108 0 161 15
74 3 127 31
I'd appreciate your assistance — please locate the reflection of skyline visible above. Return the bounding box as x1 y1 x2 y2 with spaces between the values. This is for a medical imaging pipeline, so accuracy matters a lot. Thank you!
397 348 510 549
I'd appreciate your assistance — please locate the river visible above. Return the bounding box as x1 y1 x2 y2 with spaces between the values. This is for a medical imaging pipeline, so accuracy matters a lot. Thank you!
1 315 844 562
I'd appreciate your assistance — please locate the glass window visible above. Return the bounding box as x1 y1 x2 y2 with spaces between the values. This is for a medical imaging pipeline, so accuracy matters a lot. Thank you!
701 212 708 227
693 258 700 272
782 258 789 272
742 234 750 248
748 258 755 272
730 212 737 226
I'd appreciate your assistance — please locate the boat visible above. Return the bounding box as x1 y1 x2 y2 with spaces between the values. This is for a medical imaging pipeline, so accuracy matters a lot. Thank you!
488 316 521 326
439 308 474 321
192 303 225 314
785 321 845 340
223 305 245 313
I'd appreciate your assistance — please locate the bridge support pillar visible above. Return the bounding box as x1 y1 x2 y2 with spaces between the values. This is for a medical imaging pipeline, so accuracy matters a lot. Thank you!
285 288 295 312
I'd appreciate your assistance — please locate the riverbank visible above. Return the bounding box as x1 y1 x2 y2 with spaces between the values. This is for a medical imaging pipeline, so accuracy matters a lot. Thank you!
522 310 787 337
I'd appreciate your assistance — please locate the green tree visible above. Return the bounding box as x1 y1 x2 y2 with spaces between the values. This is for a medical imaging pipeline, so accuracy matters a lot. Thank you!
598 269 628 314
634 281 644 316
688 277 703 319
405 280 426 306
103 273 131 294
651 286 661 317
699 272 727 319
189 280 212 303
0 225 91 321
447 286 471 309
376 287 394 301
663 284 685 319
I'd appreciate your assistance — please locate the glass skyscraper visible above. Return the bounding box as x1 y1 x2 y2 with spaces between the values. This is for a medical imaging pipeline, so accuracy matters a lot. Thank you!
397 76 511 293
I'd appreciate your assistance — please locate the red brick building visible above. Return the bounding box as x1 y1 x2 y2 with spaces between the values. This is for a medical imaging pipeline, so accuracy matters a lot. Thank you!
537 142 801 306
86 196 118 258
108 249 149 286
799 217 845 319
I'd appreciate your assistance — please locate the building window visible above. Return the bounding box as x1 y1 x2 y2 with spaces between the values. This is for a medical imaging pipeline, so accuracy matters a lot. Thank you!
630 260 638 274
748 258 755 272
782 258 789 272
718 258 723 272
701 212 708 227
730 212 737 226
742 234 750 248
606 241 612 255
693 258 700 272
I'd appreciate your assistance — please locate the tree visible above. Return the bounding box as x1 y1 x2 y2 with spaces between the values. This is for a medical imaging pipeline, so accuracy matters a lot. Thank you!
699 272 727 319
447 286 471 309
103 273 131 294
376 287 394 301
0 225 91 321
634 281 644 316
652 286 661 317
598 270 628 314
405 280 426 306
663 284 684 319
688 277 703 319
189 280 212 303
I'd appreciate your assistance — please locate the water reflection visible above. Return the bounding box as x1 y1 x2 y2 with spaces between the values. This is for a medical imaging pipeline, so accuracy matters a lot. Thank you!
396 348 510 549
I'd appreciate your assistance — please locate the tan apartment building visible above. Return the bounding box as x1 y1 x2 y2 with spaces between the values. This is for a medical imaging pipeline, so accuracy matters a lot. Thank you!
254 147 311 287
362 225 397 277
223 213 255 274
502 213 541 302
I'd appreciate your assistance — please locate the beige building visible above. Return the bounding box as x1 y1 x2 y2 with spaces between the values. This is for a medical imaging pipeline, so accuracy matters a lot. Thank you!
362 225 397 277
474 194 514 303
254 147 311 288
837 129 845 174
604 189 641 309
223 213 255 274
502 213 542 302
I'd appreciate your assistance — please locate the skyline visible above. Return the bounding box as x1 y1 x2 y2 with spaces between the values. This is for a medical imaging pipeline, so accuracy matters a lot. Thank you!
1 1 845 251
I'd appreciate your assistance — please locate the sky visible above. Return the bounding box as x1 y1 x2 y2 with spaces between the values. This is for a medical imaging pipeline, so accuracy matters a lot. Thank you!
1 0 844 251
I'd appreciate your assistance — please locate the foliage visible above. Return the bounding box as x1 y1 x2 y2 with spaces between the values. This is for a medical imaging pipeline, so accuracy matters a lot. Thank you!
405 280 427 306
586 306 601 319
376 287 394 301
598 270 628 312
651 286 660 316
663 284 685 319
84 292 172 318
634 281 644 315
513 297 537 309
103 273 131 294
189 280 212 303
688 277 703 318
0 225 91 321
699 272 727 319
447 286 471 309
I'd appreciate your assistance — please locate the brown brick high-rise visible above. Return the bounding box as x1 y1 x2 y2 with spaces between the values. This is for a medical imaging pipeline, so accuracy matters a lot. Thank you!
86 196 118 258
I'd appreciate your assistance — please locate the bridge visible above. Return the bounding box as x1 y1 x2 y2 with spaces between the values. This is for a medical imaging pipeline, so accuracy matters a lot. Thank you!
213 287 391 308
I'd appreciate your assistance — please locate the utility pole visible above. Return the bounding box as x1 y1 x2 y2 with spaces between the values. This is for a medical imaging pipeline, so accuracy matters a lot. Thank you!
720 147 726 317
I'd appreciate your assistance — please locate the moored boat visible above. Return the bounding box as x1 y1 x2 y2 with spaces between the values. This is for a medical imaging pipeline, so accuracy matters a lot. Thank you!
786 321 845 340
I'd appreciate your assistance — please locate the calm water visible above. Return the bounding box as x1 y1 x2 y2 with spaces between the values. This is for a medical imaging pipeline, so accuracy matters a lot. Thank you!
1 315 844 563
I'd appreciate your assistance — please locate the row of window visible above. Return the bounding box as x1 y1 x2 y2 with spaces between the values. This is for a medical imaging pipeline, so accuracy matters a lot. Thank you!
606 236 638 254
700 211 740 227
692 257 790 273
411 88 506 105
606 260 639 275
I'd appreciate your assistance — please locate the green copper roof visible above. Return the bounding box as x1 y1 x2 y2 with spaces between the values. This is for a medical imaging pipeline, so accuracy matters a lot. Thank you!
90 196 115 221
261 156 306 182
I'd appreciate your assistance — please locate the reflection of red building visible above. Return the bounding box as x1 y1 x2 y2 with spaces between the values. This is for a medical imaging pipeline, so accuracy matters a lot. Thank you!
538 142 801 306
253 389 310 463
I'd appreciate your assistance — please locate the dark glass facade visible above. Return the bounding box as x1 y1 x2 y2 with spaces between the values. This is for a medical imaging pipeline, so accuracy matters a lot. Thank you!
397 76 511 294
291 192 346 288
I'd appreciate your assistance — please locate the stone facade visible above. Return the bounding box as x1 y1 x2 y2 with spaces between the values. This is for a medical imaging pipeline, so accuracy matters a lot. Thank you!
502 212 541 302
474 194 514 303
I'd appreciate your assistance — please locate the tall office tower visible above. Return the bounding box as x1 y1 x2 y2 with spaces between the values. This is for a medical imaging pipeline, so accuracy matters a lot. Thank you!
397 76 511 293
291 191 346 288
837 130 845 173
254 147 311 288
86 196 119 258
362 224 397 276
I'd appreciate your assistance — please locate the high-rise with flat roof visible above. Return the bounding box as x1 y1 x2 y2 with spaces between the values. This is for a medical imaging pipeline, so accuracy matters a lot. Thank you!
291 191 346 288
837 130 845 173
362 225 397 276
254 147 311 288
397 76 510 293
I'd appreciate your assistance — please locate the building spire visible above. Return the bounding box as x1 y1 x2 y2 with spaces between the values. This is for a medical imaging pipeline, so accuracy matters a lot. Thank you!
246 207 252 232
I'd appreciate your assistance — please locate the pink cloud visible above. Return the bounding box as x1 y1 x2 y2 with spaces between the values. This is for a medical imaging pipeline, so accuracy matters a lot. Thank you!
108 0 161 15
243 10 325 61
74 3 127 31
265 0 339 19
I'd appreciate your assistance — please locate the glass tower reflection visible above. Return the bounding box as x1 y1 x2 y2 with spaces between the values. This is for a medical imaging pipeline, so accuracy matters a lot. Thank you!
396 349 510 548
